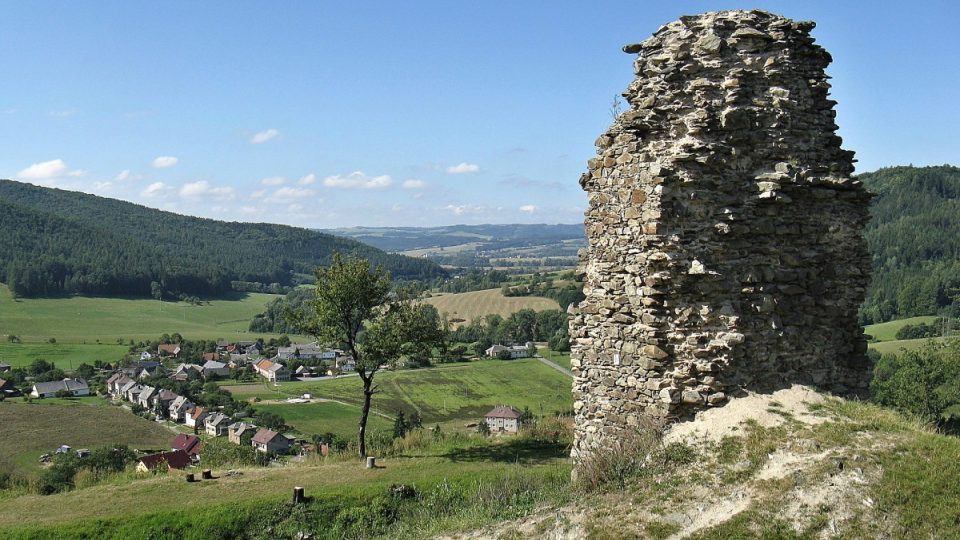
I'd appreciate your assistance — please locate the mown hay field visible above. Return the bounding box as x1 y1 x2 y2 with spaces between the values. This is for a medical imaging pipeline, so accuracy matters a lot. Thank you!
424 289 560 324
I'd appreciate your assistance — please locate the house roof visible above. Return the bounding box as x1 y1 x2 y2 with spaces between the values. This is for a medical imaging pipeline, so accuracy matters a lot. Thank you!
201 352 219 362
206 412 229 427
229 422 257 435
485 405 522 419
139 386 156 400
34 378 90 395
157 389 179 401
188 406 207 420
171 434 202 455
139 449 191 470
158 343 181 354
202 360 226 370
170 396 191 410
252 428 285 445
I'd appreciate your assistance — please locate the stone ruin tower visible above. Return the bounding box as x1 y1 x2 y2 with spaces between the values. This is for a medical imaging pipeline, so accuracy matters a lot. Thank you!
571 10 872 457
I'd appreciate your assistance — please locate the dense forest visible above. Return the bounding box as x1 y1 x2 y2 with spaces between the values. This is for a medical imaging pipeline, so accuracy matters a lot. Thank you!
0 180 445 298
859 165 960 324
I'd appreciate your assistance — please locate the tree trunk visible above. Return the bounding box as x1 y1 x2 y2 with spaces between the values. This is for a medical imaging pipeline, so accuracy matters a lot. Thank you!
358 376 374 457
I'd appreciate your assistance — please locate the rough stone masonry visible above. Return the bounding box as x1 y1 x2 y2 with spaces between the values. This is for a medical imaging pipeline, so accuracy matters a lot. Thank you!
570 10 872 458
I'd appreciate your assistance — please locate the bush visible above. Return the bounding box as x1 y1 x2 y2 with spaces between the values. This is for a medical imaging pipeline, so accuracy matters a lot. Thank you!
201 438 269 468
54 389 73 399
871 339 960 432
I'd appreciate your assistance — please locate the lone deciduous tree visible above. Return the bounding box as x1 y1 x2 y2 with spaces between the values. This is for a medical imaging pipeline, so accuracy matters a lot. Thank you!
297 253 441 457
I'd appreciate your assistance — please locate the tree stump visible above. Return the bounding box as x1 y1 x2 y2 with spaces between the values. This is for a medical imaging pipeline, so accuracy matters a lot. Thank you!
366 456 376 469
185 473 195 482
292 486 305 504
202 469 212 480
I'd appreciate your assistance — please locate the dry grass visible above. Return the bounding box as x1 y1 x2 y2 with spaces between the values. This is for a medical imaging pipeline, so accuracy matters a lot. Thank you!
424 289 559 324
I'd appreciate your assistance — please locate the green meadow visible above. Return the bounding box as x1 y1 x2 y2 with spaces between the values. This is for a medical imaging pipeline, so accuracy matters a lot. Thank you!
253 400 392 439
224 358 573 430
0 342 129 369
0 284 285 344
863 316 939 342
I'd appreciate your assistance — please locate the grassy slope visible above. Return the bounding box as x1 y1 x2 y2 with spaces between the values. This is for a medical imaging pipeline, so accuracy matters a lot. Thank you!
0 437 570 536
0 284 284 343
253 400 391 439
0 342 129 369
540 348 571 370
0 400 173 477
863 316 938 342
425 289 559 324
225 359 572 429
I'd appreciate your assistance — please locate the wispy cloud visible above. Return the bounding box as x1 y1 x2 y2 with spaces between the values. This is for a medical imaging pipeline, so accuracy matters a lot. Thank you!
250 128 279 144
47 109 76 118
142 182 168 196
519 204 538 214
152 156 178 168
498 174 564 190
267 186 314 202
446 162 480 174
179 180 235 199
323 171 392 189
261 176 286 186
17 159 84 180
298 174 317 185
402 179 426 189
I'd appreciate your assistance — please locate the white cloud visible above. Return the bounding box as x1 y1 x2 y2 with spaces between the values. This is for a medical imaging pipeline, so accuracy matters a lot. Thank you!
323 171 392 189
114 170 132 181
268 186 314 202
519 204 538 214
240 206 260 215
179 181 235 200
250 189 267 200
142 182 167 196
250 128 279 144
48 109 76 118
402 179 426 189
261 176 286 186
444 204 487 216
17 159 85 180
287 203 304 213
152 156 178 168
298 173 317 185
446 162 480 174
93 181 112 191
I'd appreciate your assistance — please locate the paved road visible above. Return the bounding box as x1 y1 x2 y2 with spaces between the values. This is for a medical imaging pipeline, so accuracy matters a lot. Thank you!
536 356 573 378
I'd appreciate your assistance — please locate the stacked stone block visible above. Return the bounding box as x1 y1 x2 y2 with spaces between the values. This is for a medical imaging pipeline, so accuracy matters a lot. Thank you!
571 10 871 458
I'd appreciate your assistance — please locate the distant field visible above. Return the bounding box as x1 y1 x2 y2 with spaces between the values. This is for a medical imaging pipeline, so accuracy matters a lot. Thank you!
0 284 285 343
864 316 938 342
869 336 956 356
253 400 391 439
0 342 129 369
0 400 173 476
540 349 571 370
224 359 572 429
425 289 560 324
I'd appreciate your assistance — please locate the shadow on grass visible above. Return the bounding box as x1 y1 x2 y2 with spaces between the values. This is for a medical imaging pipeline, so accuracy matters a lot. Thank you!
442 438 569 465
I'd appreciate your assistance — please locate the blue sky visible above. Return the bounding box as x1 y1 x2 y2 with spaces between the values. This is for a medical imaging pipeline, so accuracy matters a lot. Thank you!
1 1 957 227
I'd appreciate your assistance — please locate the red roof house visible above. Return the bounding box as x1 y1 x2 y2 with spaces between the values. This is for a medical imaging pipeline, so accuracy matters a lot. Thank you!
171 434 203 456
137 449 191 472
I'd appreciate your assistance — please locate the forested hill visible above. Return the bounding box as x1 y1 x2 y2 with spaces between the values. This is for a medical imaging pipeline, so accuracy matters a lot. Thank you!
860 165 960 324
0 180 445 298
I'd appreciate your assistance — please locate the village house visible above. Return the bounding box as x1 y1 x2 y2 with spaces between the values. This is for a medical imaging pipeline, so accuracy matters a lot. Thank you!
138 386 158 409
485 343 536 359
31 378 90 398
184 406 208 429
107 373 133 397
253 358 290 382
157 343 181 358
201 352 220 363
202 360 230 379
228 422 258 445
171 433 203 458
251 428 291 454
484 405 523 433
205 412 230 437
277 343 334 361
137 449 191 472
170 363 202 382
168 395 194 422
156 389 179 411
0 378 19 397
122 360 162 379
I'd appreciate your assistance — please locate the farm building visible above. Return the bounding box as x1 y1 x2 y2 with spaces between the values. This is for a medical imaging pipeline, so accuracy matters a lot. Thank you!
485 343 535 359
484 405 522 433
184 406 208 429
228 422 258 445
30 378 90 398
205 413 230 437
254 359 291 382
137 449 191 472
171 434 203 458
202 360 230 378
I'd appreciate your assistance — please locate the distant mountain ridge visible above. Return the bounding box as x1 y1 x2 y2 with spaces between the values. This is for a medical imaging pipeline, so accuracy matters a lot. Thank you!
324 223 585 253
0 180 445 298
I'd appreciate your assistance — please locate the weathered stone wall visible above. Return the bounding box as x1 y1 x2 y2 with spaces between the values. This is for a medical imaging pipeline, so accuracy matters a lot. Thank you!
571 10 871 458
